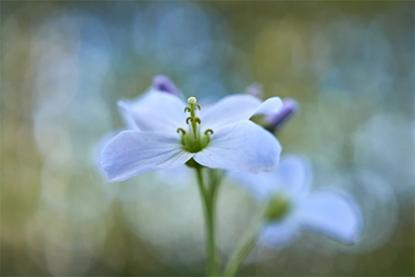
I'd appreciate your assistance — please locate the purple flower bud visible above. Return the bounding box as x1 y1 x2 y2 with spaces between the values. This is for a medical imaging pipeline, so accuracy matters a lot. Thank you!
265 98 298 132
245 82 263 98
152 74 180 96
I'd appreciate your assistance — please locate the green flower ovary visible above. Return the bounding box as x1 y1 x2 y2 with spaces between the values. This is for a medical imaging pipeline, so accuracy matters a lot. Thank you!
264 194 292 222
177 97 213 153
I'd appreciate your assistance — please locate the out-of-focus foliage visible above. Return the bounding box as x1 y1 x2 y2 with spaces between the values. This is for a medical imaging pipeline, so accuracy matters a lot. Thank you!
1 1 414 276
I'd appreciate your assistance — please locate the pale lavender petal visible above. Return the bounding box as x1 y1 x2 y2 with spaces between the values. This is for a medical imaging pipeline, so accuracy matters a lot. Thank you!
118 91 187 133
100 130 193 182
194 120 281 172
118 101 140 130
200 95 261 130
228 170 280 200
254 97 283 116
201 95 283 130
259 216 300 247
298 190 362 244
275 155 311 199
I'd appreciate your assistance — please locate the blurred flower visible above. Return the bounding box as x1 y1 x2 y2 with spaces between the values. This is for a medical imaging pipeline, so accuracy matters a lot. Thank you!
99 83 283 182
234 155 362 247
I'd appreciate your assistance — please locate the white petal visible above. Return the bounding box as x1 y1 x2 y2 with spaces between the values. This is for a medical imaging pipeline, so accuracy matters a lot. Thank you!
100 130 193 182
230 155 311 201
200 95 260 129
118 91 187 133
118 101 140 129
194 120 281 172
228 171 280 200
259 217 300 247
254 97 284 116
275 155 311 199
298 190 362 244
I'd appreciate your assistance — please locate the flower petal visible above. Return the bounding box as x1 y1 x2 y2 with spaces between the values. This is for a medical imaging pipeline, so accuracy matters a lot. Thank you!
194 120 281 172
298 190 362 244
228 170 280 200
259 217 300 247
100 130 193 182
118 91 187 133
200 95 260 129
230 155 311 200
275 155 311 199
118 101 140 129
200 95 282 130
254 96 284 116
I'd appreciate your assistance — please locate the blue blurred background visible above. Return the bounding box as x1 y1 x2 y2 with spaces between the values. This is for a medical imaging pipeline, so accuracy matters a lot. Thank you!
1 1 414 276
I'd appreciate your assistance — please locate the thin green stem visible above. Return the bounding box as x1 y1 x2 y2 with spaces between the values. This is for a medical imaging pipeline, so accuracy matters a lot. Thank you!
223 224 260 277
195 166 219 277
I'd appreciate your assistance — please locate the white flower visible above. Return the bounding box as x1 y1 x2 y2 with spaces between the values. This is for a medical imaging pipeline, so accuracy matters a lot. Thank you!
234 155 362 246
99 90 283 182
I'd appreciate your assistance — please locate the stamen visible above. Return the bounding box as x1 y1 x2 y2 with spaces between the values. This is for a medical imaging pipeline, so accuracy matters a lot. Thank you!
176 128 186 135
204 129 214 136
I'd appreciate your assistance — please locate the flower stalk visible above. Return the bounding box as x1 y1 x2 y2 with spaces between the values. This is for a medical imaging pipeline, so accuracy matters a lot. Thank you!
195 165 221 277
223 223 260 277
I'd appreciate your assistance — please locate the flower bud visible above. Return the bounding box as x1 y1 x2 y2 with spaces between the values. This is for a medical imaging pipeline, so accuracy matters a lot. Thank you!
265 98 298 132
152 74 180 96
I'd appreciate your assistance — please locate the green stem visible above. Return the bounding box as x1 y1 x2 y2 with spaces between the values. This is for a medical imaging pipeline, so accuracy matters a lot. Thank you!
223 225 260 277
195 167 219 276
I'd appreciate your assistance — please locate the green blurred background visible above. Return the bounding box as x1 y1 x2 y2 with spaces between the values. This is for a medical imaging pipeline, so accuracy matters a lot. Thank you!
1 1 414 276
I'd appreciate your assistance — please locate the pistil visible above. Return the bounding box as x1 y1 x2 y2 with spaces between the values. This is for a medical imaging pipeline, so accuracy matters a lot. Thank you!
177 97 213 153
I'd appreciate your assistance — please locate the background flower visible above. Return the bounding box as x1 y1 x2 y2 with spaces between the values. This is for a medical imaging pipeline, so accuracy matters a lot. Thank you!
233 155 362 247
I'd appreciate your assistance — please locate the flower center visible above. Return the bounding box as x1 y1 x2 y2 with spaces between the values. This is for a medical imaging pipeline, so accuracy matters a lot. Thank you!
177 97 213 153
264 194 292 222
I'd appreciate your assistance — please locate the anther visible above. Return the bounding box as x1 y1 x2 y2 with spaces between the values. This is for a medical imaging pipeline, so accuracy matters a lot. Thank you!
204 129 214 136
177 128 186 135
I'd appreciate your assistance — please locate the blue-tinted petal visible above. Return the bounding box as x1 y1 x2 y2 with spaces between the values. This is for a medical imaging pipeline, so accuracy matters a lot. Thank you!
200 95 261 130
275 155 311 200
118 91 187 133
259 216 300 247
229 155 310 201
298 190 362 244
194 120 281 172
100 130 193 182
118 101 140 129
254 97 283 116
228 170 280 200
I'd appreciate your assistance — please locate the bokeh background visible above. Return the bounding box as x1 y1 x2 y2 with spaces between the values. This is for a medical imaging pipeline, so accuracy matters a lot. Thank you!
1 1 414 276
